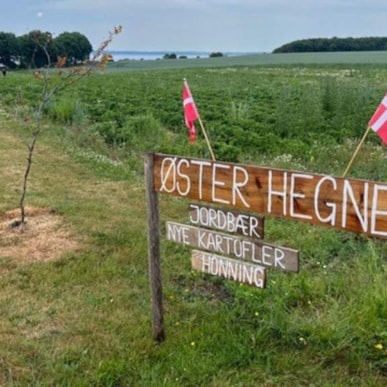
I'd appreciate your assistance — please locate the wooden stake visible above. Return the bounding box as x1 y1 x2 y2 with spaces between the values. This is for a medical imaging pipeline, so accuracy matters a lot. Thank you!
144 153 165 342
343 126 372 177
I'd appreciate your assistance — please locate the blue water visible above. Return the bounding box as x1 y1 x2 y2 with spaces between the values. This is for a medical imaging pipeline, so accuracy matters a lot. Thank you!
109 51 208 61
106 50 252 61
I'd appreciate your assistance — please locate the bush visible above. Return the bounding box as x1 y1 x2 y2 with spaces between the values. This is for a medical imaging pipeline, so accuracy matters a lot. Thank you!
121 113 167 152
47 97 86 125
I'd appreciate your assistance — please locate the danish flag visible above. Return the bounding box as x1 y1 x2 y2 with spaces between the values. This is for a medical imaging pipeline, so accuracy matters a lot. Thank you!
183 80 199 143
369 93 387 144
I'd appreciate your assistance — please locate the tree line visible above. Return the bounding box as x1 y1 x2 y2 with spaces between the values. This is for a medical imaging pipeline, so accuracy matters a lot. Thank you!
0 30 93 69
163 52 225 60
273 36 387 53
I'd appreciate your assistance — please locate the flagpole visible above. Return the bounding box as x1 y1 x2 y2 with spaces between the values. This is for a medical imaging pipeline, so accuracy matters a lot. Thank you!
198 116 216 161
342 126 372 177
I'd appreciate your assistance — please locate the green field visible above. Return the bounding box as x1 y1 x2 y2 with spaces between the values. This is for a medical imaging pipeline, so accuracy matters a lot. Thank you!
108 50 387 71
0 52 386 386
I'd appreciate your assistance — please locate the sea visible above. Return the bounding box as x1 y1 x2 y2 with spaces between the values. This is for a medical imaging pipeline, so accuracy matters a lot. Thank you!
104 50 252 61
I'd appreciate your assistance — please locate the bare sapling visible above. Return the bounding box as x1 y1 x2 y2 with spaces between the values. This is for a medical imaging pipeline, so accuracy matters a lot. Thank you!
13 26 122 230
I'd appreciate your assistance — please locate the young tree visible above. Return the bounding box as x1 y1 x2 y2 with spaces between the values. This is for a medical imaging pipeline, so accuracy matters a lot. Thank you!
13 26 122 229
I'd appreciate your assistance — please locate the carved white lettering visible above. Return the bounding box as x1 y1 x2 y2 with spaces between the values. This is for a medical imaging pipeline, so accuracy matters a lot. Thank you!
371 184 387 237
290 173 313 220
157 155 387 239
194 251 265 288
314 176 337 225
268 170 288 216
189 204 263 239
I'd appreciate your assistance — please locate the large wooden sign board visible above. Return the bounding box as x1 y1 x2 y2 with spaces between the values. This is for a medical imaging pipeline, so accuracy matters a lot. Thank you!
153 153 387 239
145 153 387 341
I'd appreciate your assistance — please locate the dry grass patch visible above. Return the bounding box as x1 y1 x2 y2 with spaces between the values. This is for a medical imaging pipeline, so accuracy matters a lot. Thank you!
0 206 80 265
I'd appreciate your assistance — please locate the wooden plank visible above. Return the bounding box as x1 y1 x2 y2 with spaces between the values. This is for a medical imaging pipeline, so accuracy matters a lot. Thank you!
188 203 264 239
144 153 165 343
166 221 299 272
191 250 266 288
153 153 387 239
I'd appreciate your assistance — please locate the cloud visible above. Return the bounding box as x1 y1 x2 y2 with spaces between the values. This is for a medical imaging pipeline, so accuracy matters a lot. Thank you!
3 0 387 52
47 0 138 11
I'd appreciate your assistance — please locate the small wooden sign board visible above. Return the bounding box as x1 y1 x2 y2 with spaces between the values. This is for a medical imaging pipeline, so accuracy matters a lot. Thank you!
188 203 265 239
166 221 299 272
191 250 266 289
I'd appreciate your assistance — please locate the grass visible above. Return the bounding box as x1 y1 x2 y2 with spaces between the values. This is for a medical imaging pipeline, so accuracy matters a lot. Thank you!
0 60 386 385
0 121 151 385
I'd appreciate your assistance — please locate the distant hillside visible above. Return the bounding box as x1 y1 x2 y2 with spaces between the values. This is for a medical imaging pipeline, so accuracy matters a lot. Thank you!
273 36 387 53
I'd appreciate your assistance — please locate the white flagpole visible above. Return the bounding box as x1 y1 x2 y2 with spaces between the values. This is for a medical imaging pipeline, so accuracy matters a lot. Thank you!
342 126 372 177
198 116 216 161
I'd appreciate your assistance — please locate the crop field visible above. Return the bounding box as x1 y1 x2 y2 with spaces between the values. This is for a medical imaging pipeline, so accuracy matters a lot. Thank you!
107 50 387 71
0 53 386 385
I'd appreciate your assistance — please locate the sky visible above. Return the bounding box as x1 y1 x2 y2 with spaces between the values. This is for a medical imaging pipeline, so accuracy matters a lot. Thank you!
2 0 387 53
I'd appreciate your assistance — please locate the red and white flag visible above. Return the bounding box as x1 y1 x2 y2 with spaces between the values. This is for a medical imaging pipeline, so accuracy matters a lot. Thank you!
369 93 387 144
183 80 199 143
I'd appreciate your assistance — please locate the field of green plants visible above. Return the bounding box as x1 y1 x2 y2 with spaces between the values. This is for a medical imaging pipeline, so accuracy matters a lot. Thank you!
0 54 386 385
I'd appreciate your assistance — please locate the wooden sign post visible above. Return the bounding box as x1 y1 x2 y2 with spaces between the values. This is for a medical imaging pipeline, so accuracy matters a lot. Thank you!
144 154 165 342
145 152 387 342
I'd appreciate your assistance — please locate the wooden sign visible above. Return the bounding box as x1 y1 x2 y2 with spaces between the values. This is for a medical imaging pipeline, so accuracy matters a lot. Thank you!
189 203 264 239
191 250 266 288
153 153 387 239
166 221 299 272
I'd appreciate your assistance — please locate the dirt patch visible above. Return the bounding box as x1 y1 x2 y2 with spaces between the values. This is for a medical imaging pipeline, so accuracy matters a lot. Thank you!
0 207 79 264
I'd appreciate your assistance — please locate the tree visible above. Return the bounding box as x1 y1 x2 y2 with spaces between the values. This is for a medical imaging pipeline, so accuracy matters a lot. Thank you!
209 52 224 57
163 53 177 59
0 30 93 68
18 30 56 68
53 32 93 65
273 36 387 53
0 32 19 68
14 27 122 229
